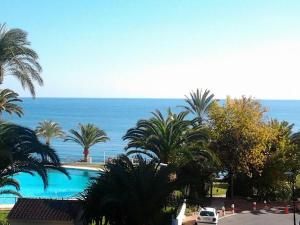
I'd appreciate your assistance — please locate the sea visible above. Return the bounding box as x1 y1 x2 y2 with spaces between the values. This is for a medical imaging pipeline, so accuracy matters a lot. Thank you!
3 98 300 163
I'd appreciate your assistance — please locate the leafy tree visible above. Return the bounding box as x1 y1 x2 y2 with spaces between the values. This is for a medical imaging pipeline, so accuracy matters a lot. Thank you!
209 96 271 198
0 89 23 117
36 120 65 145
249 120 296 200
123 109 209 164
0 23 42 97
65 123 109 162
82 155 180 225
0 121 69 192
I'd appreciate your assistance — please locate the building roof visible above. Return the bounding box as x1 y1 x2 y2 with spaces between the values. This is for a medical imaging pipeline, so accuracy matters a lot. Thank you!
8 198 83 221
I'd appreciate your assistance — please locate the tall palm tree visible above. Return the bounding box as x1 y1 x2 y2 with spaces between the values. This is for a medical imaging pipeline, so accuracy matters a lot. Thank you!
0 89 23 118
123 109 209 164
181 89 215 126
82 155 180 225
0 121 69 191
65 123 109 162
36 120 65 146
0 23 42 97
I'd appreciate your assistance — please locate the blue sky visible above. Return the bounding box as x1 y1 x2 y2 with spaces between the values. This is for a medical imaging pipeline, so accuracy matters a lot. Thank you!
1 0 300 99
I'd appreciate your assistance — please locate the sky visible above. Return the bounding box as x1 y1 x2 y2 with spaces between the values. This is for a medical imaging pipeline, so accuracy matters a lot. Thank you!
1 0 300 99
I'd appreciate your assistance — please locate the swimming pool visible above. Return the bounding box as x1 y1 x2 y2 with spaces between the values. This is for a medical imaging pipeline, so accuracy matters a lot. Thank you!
0 168 99 204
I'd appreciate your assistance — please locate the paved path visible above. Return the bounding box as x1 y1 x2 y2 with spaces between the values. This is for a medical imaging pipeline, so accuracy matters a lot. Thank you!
219 212 300 225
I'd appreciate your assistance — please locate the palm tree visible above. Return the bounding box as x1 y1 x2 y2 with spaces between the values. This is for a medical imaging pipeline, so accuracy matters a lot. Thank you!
0 177 21 197
0 23 42 97
123 109 209 164
0 89 23 117
0 121 69 191
82 155 180 225
65 123 109 162
181 89 215 126
36 120 65 146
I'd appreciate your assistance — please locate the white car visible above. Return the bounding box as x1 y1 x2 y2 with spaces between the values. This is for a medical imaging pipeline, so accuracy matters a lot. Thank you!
195 207 219 224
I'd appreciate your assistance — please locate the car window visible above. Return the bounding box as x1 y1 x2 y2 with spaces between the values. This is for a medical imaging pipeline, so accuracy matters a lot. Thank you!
200 211 215 216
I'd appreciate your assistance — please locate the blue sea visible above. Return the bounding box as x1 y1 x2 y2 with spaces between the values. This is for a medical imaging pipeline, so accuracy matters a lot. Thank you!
3 98 300 163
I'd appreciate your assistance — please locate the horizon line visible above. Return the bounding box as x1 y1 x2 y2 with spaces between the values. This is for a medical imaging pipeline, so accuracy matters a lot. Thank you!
19 96 300 101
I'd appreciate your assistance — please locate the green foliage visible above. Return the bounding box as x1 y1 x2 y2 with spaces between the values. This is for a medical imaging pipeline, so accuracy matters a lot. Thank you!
296 175 300 189
251 120 297 200
0 120 69 191
36 120 65 145
123 107 217 200
257 181 291 201
82 155 180 225
209 96 273 197
0 211 9 225
294 187 300 198
209 96 271 176
65 123 109 162
212 183 227 196
123 109 209 164
0 89 23 117
0 177 21 197
209 102 299 200
181 88 215 126
0 23 42 97
176 148 217 200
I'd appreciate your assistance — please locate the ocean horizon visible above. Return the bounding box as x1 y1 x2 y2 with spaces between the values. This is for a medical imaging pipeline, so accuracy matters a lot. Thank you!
3 98 300 163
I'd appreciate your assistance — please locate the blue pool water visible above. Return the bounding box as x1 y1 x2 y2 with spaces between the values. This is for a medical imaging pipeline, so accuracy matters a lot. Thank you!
3 98 300 162
0 168 98 204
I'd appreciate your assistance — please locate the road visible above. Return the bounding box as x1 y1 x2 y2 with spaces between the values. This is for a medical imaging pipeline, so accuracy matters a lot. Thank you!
219 212 300 225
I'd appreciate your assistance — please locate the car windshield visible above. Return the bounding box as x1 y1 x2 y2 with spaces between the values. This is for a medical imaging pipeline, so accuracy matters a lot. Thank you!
200 211 215 216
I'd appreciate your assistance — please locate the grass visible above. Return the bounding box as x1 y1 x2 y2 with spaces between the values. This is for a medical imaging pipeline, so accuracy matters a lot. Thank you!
296 175 300 188
0 211 9 225
211 182 228 196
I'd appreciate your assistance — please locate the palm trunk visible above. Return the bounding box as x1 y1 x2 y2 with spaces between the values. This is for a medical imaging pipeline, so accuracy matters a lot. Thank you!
46 137 50 146
230 172 234 199
45 138 50 161
83 148 89 162
0 65 3 85
210 177 213 198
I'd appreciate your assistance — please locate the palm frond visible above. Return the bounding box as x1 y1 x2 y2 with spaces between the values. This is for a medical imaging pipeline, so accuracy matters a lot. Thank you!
0 23 42 97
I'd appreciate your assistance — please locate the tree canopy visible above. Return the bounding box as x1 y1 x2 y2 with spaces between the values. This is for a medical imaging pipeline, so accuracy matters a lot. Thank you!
36 120 65 145
0 23 42 97
65 123 109 162
208 97 272 197
123 109 209 164
0 121 69 191
0 89 23 117
82 155 180 225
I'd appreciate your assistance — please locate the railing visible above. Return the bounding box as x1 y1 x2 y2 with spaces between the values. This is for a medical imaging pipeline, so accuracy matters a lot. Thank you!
172 199 186 225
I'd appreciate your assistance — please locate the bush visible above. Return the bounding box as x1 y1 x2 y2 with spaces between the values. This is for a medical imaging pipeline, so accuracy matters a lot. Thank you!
0 211 9 225
294 188 300 199
256 182 291 201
